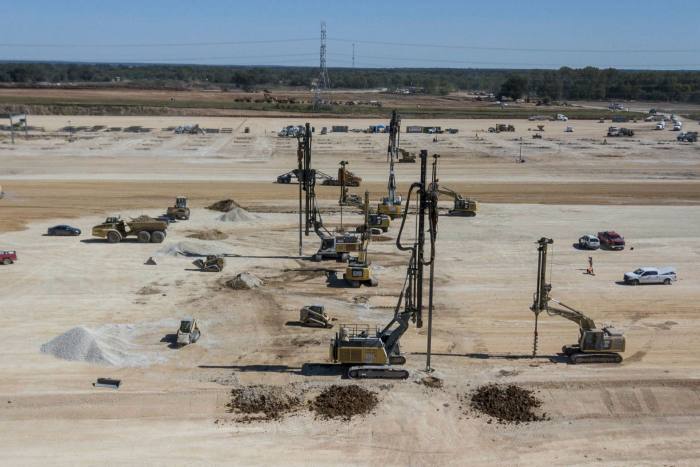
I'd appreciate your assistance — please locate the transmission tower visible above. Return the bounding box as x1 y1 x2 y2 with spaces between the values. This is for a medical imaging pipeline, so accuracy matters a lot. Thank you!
314 21 331 108
352 43 355 68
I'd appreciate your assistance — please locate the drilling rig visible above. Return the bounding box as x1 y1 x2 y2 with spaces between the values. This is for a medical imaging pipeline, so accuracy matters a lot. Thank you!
531 237 626 364
338 160 390 233
329 150 440 378
377 110 403 219
343 191 378 288
294 124 361 261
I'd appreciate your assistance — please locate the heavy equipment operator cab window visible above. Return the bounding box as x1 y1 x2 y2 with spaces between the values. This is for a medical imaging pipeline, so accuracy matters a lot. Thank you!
321 239 334 250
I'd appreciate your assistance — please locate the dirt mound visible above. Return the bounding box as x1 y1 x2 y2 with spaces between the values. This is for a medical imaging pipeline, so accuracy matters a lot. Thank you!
419 375 443 389
207 199 240 212
186 229 229 241
226 272 263 290
311 385 378 420
227 385 301 421
468 384 547 424
218 207 260 222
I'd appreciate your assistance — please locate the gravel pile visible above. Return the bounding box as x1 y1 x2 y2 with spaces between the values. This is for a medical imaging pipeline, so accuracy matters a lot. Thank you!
311 385 378 420
40 325 163 367
207 199 240 212
227 385 301 421
218 207 260 223
226 272 263 290
157 240 229 257
468 384 548 424
186 229 229 241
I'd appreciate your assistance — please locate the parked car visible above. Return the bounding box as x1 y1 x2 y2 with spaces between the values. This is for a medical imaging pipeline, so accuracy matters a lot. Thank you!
598 231 625 250
655 121 666 130
578 234 600 250
623 267 676 285
0 250 17 265
672 122 683 131
677 131 698 143
47 225 81 236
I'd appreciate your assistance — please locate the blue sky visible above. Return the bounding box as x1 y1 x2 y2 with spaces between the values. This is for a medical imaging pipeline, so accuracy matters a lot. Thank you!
1 0 698 69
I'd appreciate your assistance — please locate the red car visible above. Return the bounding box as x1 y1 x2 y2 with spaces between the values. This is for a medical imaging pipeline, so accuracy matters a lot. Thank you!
597 231 625 250
0 250 17 265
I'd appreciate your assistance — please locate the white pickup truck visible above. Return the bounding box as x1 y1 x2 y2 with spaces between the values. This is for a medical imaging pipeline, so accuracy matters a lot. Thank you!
623 267 677 285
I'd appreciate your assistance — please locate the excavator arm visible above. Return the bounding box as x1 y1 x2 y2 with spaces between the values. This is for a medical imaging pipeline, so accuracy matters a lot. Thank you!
545 301 597 332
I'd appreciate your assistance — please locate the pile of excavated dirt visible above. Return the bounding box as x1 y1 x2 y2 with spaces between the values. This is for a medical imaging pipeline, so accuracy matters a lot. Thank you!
311 385 378 420
419 375 444 389
186 229 229 241
226 272 263 290
40 325 163 367
218 207 260 222
157 240 229 257
207 199 240 212
468 384 548 424
227 385 301 421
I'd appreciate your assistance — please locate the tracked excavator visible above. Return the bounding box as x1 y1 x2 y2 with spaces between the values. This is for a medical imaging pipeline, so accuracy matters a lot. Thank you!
330 150 440 378
377 110 403 219
531 237 625 364
343 191 379 288
430 184 478 217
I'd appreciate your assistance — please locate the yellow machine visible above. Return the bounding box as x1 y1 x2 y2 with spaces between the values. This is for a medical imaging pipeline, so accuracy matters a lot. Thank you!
340 182 391 233
431 184 478 217
343 192 378 288
532 238 626 364
330 151 440 379
377 110 403 219
166 196 190 220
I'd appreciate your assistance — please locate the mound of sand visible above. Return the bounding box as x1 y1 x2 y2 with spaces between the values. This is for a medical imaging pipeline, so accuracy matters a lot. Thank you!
186 229 229 241
157 240 229 257
226 272 263 290
218 207 260 222
40 325 163 367
207 199 240 212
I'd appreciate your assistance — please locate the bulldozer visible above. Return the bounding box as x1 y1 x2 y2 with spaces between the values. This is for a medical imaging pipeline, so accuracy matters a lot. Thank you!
377 110 403 219
343 192 378 288
91 216 168 243
431 184 478 217
192 255 225 272
166 196 190 220
299 305 333 328
531 237 625 364
329 151 440 378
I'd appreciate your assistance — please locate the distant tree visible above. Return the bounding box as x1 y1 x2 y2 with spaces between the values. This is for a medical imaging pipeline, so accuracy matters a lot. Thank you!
498 75 528 100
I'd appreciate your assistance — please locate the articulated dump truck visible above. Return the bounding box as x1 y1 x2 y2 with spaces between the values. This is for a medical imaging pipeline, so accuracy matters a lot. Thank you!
92 216 168 243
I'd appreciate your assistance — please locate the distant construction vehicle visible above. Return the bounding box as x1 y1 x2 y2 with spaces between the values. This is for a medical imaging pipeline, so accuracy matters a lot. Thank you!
192 255 225 272
329 151 440 379
531 237 626 364
397 148 416 163
343 192 378 288
607 126 634 137
431 184 478 217
166 196 190 220
91 216 168 243
1 250 17 265
275 167 360 187
300 305 332 328
176 318 201 346
488 124 515 133
377 110 403 219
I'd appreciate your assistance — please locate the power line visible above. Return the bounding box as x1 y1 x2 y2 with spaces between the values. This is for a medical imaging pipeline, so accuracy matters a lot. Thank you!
0 38 318 48
329 38 700 54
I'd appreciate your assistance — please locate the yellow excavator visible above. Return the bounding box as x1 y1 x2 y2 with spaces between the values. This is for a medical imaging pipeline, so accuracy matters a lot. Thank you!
330 151 440 378
343 191 378 288
377 110 403 219
430 184 478 217
531 237 626 364
338 161 391 233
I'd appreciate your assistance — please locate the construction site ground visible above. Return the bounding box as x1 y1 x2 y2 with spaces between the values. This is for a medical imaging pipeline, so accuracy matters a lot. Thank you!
1 116 699 465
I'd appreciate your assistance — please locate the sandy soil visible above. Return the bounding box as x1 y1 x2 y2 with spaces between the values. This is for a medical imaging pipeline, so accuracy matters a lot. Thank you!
1 116 699 466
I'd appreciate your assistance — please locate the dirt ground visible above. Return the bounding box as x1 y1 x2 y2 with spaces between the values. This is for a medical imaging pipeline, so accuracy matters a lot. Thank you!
1 116 699 466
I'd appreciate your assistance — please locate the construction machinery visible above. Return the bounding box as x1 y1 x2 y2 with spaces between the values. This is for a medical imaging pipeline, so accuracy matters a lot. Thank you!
377 110 403 219
531 237 626 364
299 305 333 328
338 161 391 233
329 150 440 378
290 123 362 261
166 196 190 220
192 255 225 272
275 167 360 187
397 148 415 163
343 192 378 288
91 216 168 243
431 184 478 217
176 318 201 346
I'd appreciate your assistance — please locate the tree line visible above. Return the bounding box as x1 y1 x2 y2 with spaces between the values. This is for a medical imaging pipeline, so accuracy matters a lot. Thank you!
0 62 698 102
